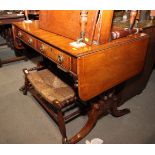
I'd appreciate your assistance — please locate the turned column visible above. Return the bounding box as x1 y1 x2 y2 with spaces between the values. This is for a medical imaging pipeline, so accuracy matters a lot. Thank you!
78 10 88 42
129 10 138 30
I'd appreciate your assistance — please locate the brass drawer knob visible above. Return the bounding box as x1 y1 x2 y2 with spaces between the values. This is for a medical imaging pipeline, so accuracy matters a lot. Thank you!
17 31 22 38
58 55 64 64
28 38 33 45
39 44 44 52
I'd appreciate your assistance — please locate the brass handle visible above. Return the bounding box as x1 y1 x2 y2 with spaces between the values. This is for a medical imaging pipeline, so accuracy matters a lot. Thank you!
17 31 22 38
58 55 64 64
39 44 44 52
28 38 33 45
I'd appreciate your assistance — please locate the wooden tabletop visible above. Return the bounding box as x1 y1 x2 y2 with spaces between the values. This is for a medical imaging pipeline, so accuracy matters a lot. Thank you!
13 20 95 57
0 14 24 20
13 20 148 58
0 14 25 25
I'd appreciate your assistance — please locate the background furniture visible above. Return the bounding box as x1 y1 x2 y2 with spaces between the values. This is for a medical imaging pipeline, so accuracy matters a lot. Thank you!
0 11 26 67
27 10 39 20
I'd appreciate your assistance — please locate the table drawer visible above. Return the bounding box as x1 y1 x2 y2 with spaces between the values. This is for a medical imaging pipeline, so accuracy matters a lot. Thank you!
16 29 36 48
16 29 24 39
46 46 71 70
37 40 50 54
16 28 71 71
23 33 36 48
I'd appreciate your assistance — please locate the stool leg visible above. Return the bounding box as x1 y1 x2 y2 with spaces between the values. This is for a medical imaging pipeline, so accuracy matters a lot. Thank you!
0 59 2 68
57 110 68 144
23 76 29 95
20 75 29 95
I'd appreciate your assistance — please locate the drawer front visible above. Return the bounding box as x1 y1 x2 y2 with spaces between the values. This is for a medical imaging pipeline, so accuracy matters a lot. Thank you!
37 41 50 54
46 46 71 70
16 29 36 48
16 28 72 71
23 33 36 48
16 29 24 39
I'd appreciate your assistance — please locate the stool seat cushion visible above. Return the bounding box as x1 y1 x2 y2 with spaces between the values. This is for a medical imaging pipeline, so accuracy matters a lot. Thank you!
27 69 75 103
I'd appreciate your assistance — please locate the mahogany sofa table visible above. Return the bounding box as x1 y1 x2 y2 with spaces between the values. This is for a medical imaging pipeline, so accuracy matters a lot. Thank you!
0 13 26 67
12 20 149 143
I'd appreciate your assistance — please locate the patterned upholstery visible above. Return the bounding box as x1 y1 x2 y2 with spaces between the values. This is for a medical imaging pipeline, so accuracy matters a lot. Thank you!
27 69 75 103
